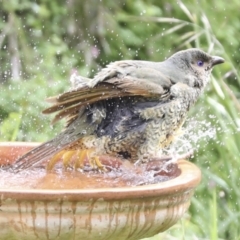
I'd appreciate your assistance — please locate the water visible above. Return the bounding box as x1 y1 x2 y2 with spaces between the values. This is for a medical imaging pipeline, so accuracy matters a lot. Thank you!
162 118 216 159
0 118 216 190
0 160 178 190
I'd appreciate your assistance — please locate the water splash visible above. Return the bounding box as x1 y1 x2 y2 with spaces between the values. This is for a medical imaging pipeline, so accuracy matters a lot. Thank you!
163 117 217 157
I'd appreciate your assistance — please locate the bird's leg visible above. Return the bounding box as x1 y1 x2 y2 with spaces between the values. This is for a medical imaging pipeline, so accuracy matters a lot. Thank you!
47 151 66 170
74 149 88 169
86 149 105 171
46 149 87 170
47 150 77 170
46 148 105 171
89 156 105 170
71 148 106 170
73 148 105 171
62 151 77 169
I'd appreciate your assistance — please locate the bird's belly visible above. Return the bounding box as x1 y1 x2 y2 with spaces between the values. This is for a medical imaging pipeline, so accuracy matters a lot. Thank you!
105 99 190 162
140 100 191 162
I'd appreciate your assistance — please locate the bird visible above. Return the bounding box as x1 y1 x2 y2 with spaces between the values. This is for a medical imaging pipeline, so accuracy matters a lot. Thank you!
12 48 224 171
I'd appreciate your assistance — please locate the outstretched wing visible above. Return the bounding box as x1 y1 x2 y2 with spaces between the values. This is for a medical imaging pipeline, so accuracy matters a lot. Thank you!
43 61 172 125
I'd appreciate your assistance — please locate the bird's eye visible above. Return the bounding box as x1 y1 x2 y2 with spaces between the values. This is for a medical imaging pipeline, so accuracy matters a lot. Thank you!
197 60 204 67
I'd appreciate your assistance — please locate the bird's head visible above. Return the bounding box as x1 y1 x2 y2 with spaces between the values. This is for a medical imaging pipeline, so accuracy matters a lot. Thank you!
166 48 224 88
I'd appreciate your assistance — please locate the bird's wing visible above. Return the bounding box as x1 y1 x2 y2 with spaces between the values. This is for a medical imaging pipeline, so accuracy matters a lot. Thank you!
43 62 172 124
91 60 172 89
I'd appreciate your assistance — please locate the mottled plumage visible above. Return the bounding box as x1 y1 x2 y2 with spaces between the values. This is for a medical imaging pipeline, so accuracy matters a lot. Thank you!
13 48 224 171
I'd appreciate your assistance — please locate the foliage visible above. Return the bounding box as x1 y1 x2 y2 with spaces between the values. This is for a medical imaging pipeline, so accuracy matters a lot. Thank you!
1 0 240 239
0 78 66 141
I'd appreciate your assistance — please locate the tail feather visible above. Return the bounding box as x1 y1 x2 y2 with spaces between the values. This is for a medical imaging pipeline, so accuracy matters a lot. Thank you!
12 131 78 171
12 141 61 171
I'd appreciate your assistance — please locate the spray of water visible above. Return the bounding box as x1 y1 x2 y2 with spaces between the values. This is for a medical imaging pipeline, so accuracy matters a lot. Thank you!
164 117 217 156
0 118 217 189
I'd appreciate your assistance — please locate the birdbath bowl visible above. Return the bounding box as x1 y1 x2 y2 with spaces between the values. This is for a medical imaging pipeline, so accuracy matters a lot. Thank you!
0 142 201 240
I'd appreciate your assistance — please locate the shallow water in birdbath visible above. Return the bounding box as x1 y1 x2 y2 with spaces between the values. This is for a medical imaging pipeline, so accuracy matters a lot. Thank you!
0 167 179 190
0 155 180 189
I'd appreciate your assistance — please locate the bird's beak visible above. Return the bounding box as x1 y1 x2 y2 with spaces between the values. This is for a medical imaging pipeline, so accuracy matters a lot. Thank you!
211 56 225 67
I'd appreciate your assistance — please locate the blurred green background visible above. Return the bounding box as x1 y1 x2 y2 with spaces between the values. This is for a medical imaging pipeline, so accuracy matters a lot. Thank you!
0 0 240 239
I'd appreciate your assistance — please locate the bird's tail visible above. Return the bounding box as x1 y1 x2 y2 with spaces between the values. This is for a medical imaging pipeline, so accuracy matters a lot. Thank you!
11 130 77 172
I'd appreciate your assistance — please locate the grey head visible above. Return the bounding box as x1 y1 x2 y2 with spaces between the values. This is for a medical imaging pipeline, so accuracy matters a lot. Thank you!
164 48 224 88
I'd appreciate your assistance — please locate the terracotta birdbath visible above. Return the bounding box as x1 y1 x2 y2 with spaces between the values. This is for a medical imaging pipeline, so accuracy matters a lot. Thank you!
0 142 201 240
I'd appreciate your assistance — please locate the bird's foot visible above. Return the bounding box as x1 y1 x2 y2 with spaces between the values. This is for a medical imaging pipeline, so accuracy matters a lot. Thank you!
46 149 105 171
88 155 105 171
47 150 79 170
74 148 105 171
46 151 69 170
73 149 88 169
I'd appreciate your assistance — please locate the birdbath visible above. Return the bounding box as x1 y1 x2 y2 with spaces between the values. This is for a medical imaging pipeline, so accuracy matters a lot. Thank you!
0 142 201 240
